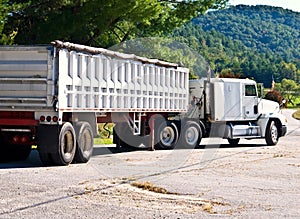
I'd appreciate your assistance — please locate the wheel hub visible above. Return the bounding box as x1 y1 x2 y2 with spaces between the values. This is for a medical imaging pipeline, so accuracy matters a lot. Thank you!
186 127 198 144
160 126 175 146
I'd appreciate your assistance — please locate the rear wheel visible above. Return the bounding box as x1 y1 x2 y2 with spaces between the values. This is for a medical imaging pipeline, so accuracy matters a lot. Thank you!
155 122 178 149
178 121 202 149
113 122 149 148
74 122 94 163
113 123 131 148
55 122 76 165
265 120 279 146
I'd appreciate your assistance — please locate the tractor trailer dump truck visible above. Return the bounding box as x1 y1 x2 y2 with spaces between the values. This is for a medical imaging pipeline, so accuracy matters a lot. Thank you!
0 41 287 166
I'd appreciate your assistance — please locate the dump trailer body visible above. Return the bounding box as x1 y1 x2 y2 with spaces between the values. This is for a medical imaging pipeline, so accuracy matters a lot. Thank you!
56 43 189 115
0 43 189 116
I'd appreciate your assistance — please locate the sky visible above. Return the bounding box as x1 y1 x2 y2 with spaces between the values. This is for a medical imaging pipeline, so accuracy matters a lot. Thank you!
228 0 300 12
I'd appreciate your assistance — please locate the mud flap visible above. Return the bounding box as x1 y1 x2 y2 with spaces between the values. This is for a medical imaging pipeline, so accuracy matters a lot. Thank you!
37 124 60 153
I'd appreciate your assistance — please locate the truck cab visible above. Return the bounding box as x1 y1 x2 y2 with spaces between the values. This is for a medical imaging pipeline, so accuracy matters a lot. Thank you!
189 78 287 146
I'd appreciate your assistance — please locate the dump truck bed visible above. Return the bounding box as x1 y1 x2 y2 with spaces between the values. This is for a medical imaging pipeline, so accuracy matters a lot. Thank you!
0 42 189 113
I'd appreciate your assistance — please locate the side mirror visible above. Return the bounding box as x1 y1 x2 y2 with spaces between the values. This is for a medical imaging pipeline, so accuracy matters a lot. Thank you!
280 99 286 108
257 83 264 98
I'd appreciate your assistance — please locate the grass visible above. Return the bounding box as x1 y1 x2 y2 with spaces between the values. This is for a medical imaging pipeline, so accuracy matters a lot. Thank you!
94 137 113 145
94 123 114 145
286 96 300 108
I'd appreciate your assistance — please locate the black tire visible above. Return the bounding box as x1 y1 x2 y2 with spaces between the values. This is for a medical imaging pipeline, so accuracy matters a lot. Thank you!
113 122 149 148
74 122 94 163
155 121 179 149
113 124 121 149
265 120 279 146
51 122 76 165
113 123 131 148
178 121 202 149
227 138 240 145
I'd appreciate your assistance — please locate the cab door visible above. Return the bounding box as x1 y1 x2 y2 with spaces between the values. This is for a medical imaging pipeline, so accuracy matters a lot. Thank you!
243 84 259 119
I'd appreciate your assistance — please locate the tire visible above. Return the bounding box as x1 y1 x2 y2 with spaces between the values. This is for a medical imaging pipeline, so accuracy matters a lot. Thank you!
265 120 279 146
227 138 240 145
113 123 131 148
155 121 179 149
113 122 149 148
51 122 76 165
178 121 202 149
74 122 94 163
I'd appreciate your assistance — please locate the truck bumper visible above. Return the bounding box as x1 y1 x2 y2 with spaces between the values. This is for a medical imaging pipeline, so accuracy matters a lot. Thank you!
281 125 287 137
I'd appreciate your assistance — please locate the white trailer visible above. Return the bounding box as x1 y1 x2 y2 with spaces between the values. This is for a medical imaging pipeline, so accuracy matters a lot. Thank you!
0 41 287 166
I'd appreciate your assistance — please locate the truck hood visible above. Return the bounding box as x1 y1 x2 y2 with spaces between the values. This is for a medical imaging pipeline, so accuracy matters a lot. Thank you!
258 99 280 114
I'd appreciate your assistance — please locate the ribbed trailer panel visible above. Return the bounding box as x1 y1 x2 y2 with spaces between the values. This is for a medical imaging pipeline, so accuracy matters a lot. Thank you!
57 48 189 113
0 42 189 113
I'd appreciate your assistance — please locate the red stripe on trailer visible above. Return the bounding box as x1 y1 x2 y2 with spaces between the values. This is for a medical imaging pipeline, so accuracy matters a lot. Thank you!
0 111 35 119
0 119 39 126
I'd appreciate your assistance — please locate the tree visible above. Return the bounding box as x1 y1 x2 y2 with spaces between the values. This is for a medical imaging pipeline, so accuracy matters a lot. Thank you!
110 37 210 79
219 68 241 78
277 61 298 81
1 0 228 47
280 78 299 106
0 0 23 44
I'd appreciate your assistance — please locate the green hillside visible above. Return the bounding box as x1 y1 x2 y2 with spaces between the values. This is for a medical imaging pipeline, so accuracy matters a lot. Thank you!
172 5 300 87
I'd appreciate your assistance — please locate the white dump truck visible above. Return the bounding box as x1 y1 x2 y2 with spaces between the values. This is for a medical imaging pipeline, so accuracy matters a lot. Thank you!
0 41 287 166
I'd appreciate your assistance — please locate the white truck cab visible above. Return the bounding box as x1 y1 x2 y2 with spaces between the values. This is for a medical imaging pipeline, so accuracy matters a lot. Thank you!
189 78 287 146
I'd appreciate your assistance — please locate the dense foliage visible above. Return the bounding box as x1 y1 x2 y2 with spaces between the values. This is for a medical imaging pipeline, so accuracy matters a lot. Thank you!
110 37 211 78
172 5 300 87
0 0 227 47
196 5 300 61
